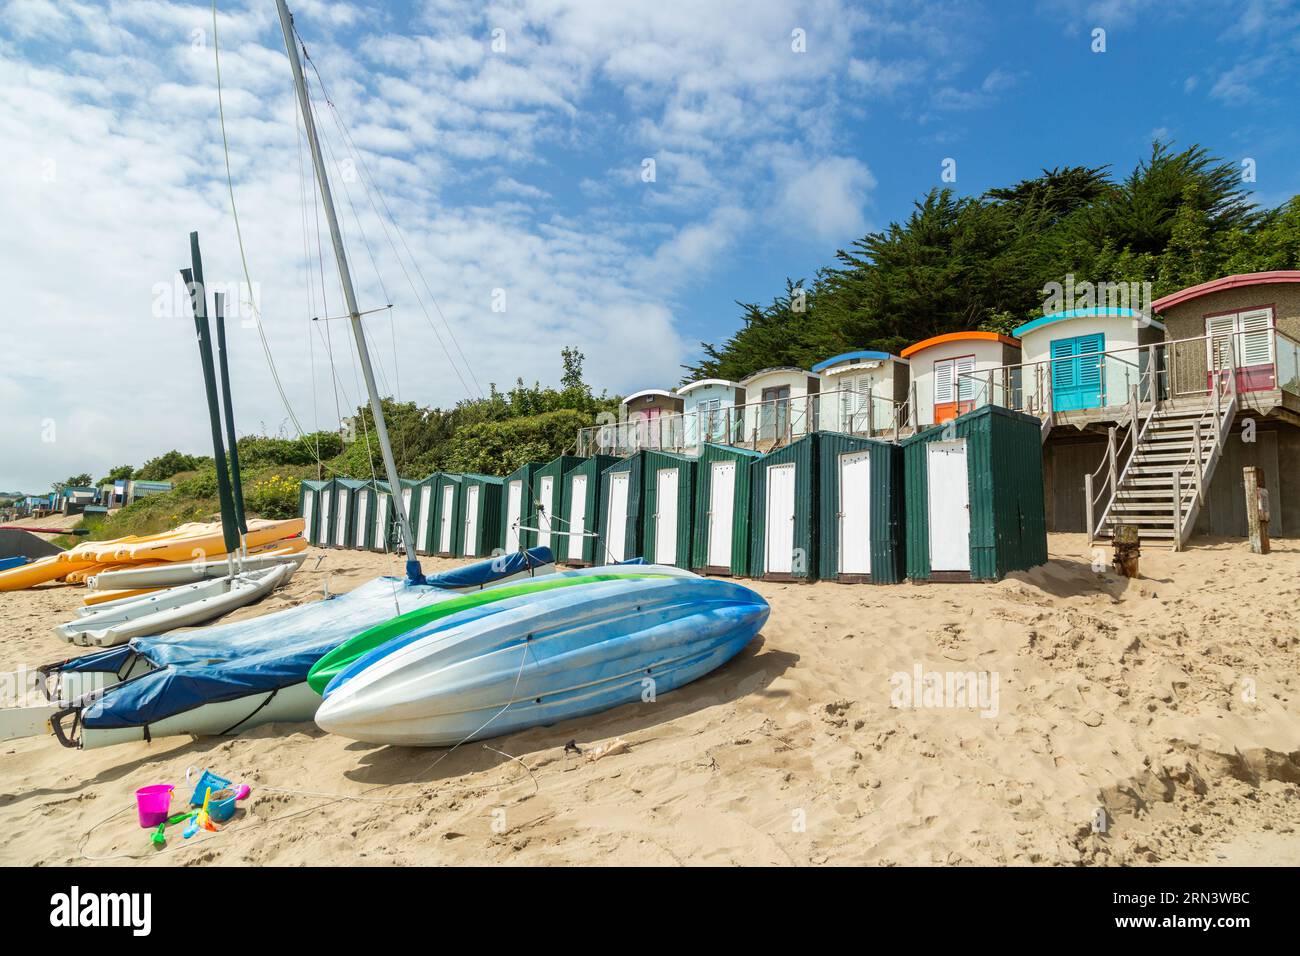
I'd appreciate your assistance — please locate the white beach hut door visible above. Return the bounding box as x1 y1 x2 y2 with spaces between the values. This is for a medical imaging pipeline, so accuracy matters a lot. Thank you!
374 494 390 551
707 461 736 567
537 476 554 549
318 492 331 547
438 485 454 553
655 468 679 565
335 490 348 546
400 488 412 548
839 451 872 575
355 493 370 549
464 485 481 556
567 475 587 561
505 480 523 552
765 463 796 574
303 493 315 545
606 472 630 561
416 486 432 552
926 440 970 572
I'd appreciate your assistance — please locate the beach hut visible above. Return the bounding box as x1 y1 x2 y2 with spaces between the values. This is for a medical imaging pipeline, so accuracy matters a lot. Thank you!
811 351 910 436
431 474 463 557
639 450 697 568
901 332 1021 428
413 474 441 555
1012 308 1165 414
815 432 904 584
298 479 328 546
502 462 542 553
458 474 504 559
561 455 617 566
534 455 583 556
748 434 818 581
351 480 383 551
738 367 823 447
598 455 646 564
901 405 1047 582
620 389 685 451
678 379 745 448
327 478 367 549
691 444 762 576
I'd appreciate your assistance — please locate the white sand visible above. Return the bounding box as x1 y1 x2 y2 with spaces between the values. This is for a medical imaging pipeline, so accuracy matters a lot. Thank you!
0 534 1297 866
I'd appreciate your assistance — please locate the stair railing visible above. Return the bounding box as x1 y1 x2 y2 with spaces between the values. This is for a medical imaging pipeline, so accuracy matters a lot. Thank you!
1169 338 1239 549
1083 368 1160 542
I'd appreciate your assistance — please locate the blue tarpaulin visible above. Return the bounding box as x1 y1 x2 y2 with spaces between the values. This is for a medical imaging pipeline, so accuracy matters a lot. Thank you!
423 546 554 589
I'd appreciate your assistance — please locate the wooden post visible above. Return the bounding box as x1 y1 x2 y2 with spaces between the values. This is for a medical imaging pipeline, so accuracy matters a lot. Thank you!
1084 472 1095 543
1112 523 1140 577
1172 469 1183 551
1244 466 1270 555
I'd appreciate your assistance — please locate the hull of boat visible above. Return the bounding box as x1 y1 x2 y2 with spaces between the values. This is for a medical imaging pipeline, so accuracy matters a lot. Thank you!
314 576 769 746
86 548 306 591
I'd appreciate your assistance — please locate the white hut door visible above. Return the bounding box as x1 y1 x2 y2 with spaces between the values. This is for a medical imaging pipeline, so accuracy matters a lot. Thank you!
400 488 412 548
505 480 523 552
567 475 587 561
464 485 481 557
765 463 796 574
438 485 454 553
927 440 970 572
707 461 736 567
355 493 370 549
318 492 331 547
416 486 432 552
303 493 315 545
655 468 679 565
839 451 872 575
335 490 348 546
374 494 390 551
606 472 630 562
537 476 555 549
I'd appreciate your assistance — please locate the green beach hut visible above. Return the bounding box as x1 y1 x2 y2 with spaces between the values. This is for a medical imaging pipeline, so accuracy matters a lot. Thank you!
816 432 905 584
901 404 1047 582
413 473 441 556
598 454 646 563
533 455 583 557
298 479 328 546
640 450 697 568
691 444 762 576
502 461 543 553
561 455 617 566
458 473 504 559
749 435 818 582
431 474 464 557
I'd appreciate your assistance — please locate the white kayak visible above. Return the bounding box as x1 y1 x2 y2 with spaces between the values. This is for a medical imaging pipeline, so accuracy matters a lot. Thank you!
55 564 294 647
86 551 307 591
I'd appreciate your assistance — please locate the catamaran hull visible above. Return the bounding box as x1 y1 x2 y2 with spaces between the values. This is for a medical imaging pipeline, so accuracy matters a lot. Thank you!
315 577 769 747
86 551 307 591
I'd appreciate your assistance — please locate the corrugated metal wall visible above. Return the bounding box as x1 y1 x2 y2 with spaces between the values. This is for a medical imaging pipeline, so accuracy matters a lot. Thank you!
815 432 905 583
459 474 503 558
639 450 696 568
298 480 327 545
432 474 464 556
502 462 542 551
903 405 1046 581
535 455 583 558
690 444 761 576
598 454 645 562
748 434 818 581
563 455 617 565
330 478 367 550
413 474 440 555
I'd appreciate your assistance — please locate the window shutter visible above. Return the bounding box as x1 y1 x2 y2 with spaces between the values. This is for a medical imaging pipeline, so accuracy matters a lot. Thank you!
1206 313 1237 370
955 355 976 401
1239 309 1274 366
934 359 954 404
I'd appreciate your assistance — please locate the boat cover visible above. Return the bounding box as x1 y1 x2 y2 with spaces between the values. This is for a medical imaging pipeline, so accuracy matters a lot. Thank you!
423 547 554 589
66 577 454 729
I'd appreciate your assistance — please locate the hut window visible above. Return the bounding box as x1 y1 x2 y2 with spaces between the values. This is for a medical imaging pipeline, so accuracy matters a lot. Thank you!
934 355 975 403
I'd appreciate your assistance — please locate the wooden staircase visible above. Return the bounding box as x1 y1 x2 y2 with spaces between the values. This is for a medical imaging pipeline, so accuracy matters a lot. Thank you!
1086 362 1239 550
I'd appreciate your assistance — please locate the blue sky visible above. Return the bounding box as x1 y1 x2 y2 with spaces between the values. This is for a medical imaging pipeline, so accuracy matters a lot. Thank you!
1 0 1298 490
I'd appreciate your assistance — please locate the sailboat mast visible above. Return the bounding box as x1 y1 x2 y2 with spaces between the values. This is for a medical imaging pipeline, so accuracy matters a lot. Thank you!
275 0 423 584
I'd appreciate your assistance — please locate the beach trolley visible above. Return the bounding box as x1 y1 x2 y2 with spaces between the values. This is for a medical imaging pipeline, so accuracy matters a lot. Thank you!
534 455 583 555
299 479 328 546
598 454 646 564
691 444 761 576
816 432 904 584
749 435 818 581
328 478 367 549
459 473 504 559
901 405 1047 582
431 474 464 557
413 473 441 555
640 450 697 568
561 455 617 566
502 462 542 553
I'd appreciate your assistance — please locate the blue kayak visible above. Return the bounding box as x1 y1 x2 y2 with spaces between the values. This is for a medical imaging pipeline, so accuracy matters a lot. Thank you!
315 575 770 746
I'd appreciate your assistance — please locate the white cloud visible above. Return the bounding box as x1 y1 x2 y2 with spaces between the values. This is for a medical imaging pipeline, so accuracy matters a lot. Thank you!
772 156 875 245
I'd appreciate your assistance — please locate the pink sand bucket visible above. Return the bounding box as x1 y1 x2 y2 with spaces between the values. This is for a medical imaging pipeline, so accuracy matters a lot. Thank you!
135 784 174 828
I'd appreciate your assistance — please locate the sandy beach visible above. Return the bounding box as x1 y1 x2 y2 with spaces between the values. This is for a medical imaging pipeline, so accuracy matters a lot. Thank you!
1 534 1297 867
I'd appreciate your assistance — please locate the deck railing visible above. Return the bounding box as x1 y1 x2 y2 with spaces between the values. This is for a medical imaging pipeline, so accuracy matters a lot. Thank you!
575 388 908 457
